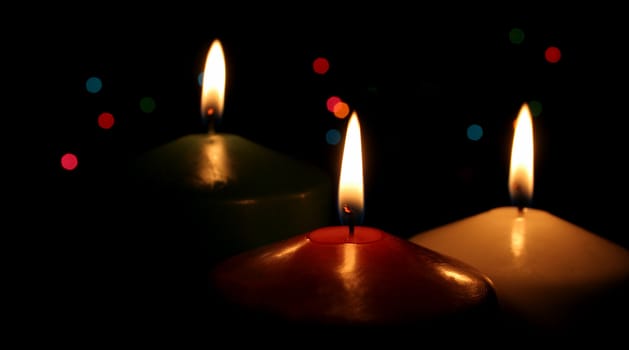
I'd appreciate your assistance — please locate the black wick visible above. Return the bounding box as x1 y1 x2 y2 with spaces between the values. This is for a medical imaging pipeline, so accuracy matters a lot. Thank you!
342 204 355 237
205 107 217 135
512 184 526 217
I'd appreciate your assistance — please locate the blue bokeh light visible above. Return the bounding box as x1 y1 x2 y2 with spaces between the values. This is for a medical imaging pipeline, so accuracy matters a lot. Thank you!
467 124 483 141
326 129 341 145
85 76 102 94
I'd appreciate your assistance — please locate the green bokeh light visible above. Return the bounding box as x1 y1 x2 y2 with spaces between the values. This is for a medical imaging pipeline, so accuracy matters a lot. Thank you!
509 28 525 44
140 97 156 113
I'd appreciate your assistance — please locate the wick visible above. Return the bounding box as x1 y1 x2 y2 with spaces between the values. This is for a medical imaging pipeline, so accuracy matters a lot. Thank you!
205 108 217 135
342 204 355 237
512 184 527 217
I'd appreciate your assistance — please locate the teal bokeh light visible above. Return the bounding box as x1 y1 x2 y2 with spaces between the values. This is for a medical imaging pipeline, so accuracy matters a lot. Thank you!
467 124 483 141
85 76 102 94
326 129 341 145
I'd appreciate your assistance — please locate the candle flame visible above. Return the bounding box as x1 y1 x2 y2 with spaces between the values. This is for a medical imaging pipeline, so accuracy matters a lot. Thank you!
509 103 534 207
201 39 226 131
338 111 364 225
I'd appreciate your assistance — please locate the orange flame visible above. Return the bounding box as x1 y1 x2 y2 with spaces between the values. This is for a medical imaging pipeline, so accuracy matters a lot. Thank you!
509 103 534 207
338 111 364 224
201 39 226 130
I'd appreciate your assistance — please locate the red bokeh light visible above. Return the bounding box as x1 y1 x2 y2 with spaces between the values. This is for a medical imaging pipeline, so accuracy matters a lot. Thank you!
98 112 115 129
313 57 330 75
326 96 342 113
61 153 78 171
544 46 561 63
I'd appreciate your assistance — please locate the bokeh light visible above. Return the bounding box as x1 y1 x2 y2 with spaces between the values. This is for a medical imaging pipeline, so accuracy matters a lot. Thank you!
544 46 561 63
325 96 350 119
467 124 483 141
140 97 157 113
528 100 542 117
313 57 330 75
333 102 350 119
98 112 115 129
326 96 342 113
509 28 525 44
85 76 103 94
326 129 341 145
61 153 79 171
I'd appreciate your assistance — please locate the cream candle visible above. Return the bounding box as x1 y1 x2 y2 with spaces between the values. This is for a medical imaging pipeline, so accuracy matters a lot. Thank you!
129 39 332 265
409 103 629 337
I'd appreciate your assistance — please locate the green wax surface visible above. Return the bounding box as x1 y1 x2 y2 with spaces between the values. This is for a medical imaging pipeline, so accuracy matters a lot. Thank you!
129 133 333 263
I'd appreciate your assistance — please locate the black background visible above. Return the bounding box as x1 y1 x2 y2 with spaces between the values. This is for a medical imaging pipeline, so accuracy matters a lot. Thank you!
14 6 629 345
31 9 627 247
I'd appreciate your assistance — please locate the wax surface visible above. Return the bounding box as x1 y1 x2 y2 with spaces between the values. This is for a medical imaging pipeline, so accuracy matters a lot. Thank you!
409 206 629 335
210 226 499 334
129 133 332 264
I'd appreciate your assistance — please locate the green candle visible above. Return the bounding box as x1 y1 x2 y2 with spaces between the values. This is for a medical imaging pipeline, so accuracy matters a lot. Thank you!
128 39 332 265
132 133 331 263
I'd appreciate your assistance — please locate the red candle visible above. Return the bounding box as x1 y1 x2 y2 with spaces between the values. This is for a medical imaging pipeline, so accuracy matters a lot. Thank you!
209 111 499 337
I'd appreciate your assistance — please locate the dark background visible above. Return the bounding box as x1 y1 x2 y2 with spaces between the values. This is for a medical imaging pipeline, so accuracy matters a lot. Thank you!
14 6 628 345
32 10 627 248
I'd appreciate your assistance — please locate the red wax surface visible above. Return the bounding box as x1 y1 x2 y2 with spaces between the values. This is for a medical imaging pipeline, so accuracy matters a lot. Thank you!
210 226 499 331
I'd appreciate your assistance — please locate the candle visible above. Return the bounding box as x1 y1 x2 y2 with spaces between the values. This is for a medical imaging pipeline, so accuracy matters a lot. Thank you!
209 111 500 338
409 103 629 337
128 39 332 265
